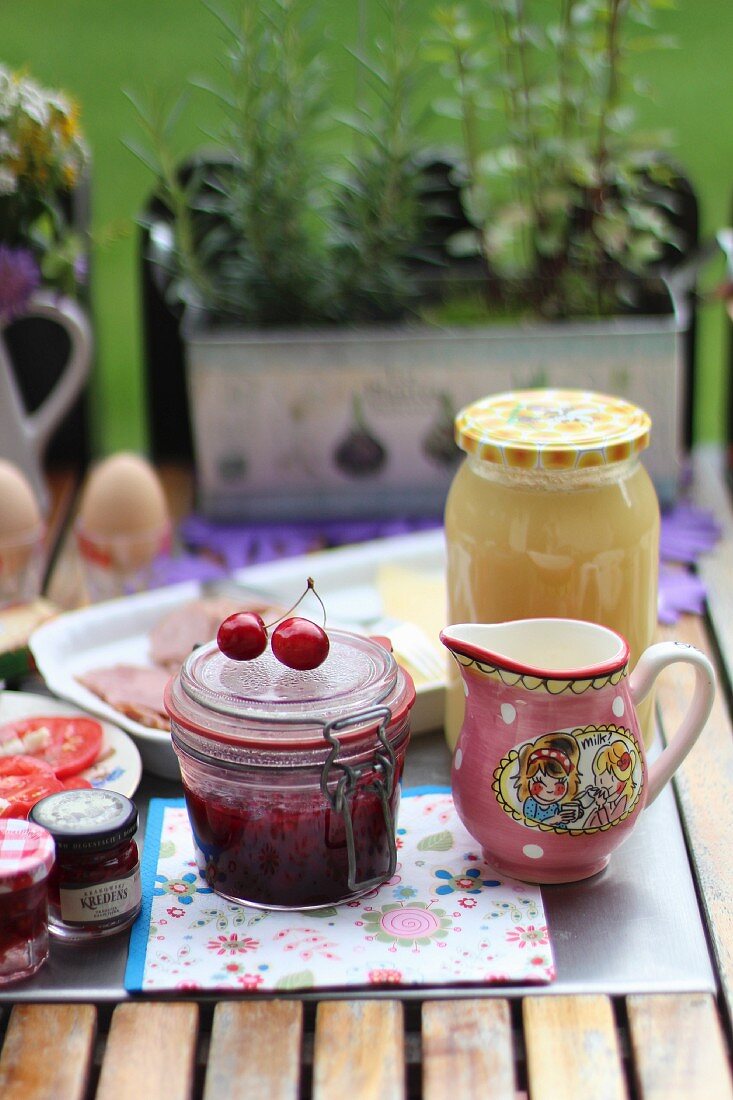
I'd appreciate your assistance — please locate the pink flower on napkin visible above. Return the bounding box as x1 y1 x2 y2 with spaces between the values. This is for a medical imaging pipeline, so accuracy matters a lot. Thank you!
505 925 549 949
368 968 403 985
236 973 265 990
206 933 260 956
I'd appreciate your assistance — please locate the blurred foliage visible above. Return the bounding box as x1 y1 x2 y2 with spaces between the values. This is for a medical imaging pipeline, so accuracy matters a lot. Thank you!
429 0 682 317
0 64 89 299
128 0 427 326
129 0 682 326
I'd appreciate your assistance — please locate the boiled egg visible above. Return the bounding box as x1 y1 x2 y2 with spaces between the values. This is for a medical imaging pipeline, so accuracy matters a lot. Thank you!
0 459 43 541
0 460 44 599
77 453 170 569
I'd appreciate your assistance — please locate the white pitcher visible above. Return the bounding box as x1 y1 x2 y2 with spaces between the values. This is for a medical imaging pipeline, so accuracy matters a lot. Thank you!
0 292 92 513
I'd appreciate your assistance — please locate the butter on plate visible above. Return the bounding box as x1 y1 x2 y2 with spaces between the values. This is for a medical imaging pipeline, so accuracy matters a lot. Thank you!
375 563 446 686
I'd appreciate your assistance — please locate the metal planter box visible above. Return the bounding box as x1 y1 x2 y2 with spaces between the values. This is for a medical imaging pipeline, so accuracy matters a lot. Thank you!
183 310 685 520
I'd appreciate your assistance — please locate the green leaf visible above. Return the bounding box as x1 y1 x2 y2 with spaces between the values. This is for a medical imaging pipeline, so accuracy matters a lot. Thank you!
300 907 339 918
417 830 454 851
275 970 316 990
432 97 464 120
445 228 480 258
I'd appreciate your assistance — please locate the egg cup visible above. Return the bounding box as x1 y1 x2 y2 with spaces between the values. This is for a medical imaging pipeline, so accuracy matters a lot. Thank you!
75 521 172 602
0 526 45 609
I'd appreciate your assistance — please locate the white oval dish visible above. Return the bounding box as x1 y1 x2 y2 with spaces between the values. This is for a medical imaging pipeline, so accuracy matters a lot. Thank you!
29 530 446 779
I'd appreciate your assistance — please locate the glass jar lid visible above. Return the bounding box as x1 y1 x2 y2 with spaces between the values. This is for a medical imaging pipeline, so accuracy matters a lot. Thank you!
0 818 55 893
166 628 415 749
455 388 651 469
30 789 138 853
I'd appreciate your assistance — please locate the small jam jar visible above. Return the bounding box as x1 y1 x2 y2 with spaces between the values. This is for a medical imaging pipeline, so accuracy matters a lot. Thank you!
29 788 142 940
0 818 55 985
165 629 416 910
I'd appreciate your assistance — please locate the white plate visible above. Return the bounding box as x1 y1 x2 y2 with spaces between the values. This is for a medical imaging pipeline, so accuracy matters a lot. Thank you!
0 691 142 798
30 529 447 779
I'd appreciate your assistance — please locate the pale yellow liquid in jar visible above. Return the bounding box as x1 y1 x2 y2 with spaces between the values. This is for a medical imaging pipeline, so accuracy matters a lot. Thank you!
444 455 660 748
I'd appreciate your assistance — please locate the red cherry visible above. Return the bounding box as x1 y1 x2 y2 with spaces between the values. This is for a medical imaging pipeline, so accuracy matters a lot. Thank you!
270 617 330 670
217 611 268 661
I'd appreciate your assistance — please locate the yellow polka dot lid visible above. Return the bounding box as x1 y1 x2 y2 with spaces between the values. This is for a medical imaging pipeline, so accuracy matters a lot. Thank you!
454 389 651 470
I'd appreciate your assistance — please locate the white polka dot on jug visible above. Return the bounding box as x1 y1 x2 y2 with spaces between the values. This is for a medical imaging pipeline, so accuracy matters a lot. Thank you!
612 696 625 717
454 748 463 770
501 703 516 725
523 844 544 859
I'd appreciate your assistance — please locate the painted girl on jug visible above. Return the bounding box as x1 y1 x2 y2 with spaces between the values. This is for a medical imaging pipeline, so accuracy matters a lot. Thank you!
513 733 583 829
494 725 643 834
583 740 640 828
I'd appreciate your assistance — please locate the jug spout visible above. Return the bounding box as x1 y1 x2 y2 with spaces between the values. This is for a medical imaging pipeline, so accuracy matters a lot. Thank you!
440 618 630 679
440 623 514 665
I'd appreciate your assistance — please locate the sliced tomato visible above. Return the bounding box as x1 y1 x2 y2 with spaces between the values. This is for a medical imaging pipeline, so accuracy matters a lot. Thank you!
0 755 64 818
0 716 103 778
60 775 93 791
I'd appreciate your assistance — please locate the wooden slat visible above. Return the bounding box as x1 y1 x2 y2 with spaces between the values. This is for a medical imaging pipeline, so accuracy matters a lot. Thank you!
203 1000 303 1100
44 467 81 560
95 1002 198 1100
523 995 627 1100
422 999 515 1100
627 993 733 1100
0 1003 96 1100
655 615 733 1023
313 1000 405 1100
157 462 196 520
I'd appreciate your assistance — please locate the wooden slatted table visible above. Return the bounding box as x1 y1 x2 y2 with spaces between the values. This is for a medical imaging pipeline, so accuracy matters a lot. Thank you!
2 449 733 1098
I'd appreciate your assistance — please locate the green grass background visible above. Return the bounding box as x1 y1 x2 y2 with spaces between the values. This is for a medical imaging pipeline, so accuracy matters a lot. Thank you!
2 0 732 454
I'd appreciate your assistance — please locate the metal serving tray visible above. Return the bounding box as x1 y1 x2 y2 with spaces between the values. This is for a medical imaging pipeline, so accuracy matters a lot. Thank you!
1 728 714 1004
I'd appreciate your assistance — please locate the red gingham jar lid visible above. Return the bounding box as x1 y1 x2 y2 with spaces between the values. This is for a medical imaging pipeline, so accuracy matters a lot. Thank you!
0 818 55 894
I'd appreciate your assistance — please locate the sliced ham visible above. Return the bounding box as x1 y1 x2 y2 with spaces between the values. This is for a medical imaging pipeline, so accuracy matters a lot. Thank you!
148 595 282 673
77 664 171 730
77 596 284 732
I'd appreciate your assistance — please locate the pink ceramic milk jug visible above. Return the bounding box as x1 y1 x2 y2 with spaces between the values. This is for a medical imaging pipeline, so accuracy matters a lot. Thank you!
441 618 715 884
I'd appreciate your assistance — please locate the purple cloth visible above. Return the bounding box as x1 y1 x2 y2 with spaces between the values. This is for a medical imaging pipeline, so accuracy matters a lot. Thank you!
179 514 442 571
660 504 722 564
147 503 720 627
657 566 709 625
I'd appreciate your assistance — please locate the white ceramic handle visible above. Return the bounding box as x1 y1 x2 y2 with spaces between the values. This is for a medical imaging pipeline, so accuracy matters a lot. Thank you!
630 641 716 805
21 292 92 457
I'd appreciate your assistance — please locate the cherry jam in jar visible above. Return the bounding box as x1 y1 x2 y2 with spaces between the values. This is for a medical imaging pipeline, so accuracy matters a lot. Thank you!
0 819 55 985
29 789 141 940
166 628 415 910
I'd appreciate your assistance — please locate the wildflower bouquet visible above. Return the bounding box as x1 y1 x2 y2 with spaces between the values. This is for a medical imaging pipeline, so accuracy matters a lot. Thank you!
0 64 89 320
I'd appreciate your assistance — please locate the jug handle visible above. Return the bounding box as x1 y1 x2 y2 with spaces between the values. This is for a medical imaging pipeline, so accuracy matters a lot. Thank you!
630 641 716 806
15 292 92 458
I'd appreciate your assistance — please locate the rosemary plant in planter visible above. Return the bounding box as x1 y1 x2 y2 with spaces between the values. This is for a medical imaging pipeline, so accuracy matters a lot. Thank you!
134 0 695 519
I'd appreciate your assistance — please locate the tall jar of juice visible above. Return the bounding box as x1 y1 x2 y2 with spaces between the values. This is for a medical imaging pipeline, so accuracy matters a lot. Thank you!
444 388 660 749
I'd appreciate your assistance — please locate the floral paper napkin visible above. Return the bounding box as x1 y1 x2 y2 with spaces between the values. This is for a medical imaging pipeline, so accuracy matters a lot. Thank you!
125 789 555 993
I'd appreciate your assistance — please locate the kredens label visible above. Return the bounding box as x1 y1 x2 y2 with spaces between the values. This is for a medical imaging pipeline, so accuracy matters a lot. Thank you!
58 867 142 925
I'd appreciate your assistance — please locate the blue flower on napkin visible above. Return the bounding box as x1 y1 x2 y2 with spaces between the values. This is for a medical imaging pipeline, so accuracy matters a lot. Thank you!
434 868 501 895
153 872 213 905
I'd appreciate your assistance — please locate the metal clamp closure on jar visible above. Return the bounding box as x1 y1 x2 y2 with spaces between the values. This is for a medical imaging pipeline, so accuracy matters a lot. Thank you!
320 705 397 893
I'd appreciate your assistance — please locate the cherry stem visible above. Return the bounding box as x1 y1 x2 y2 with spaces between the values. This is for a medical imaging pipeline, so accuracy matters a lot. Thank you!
266 577 327 630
